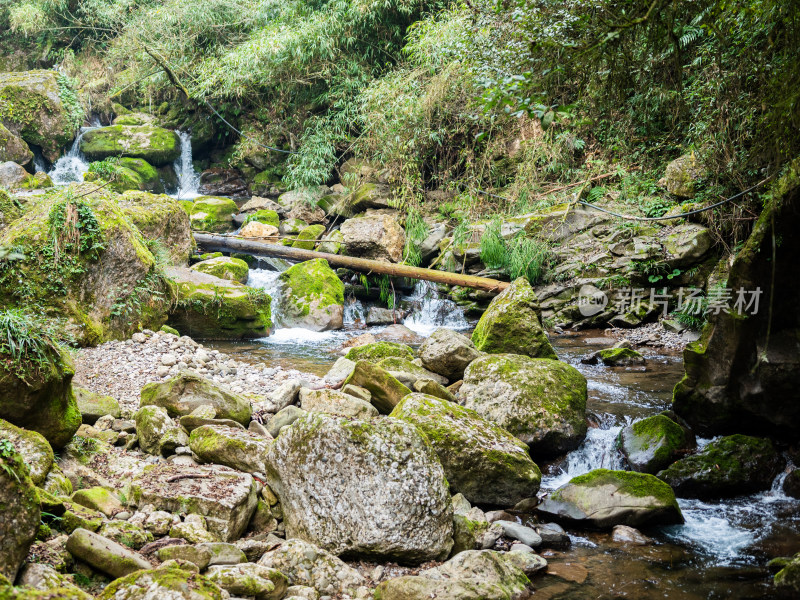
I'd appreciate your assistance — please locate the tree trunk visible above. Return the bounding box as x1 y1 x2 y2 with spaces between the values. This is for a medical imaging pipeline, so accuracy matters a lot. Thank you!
193 233 510 294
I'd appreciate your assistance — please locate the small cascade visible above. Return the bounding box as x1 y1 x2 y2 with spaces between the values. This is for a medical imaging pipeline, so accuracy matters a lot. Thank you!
343 297 366 326
402 281 469 335
48 126 95 184
172 131 201 199
33 153 48 174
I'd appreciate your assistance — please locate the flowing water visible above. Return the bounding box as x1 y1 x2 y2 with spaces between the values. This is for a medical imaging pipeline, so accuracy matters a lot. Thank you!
172 131 201 199
48 125 97 184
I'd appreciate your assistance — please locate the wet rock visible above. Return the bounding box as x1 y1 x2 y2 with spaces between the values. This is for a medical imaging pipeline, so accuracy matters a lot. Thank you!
611 524 652 545
459 354 588 457
73 387 121 425
656 434 784 498
618 414 693 474
130 463 258 541
299 388 378 419
265 413 453 562
140 371 252 425
199 168 249 197
495 521 542 548
276 259 344 331
774 555 800 596
366 306 407 326
206 563 288 600
66 528 152 579
191 256 250 284
340 209 405 262
783 469 800 499
0 445 40 582
258 539 367 597
189 425 271 473
533 522 570 550
97 566 227 600
0 418 54 485
375 550 539 600
582 346 646 367
342 361 411 414
537 469 684 528
471 278 557 359
81 125 180 165
391 393 541 506
419 327 481 381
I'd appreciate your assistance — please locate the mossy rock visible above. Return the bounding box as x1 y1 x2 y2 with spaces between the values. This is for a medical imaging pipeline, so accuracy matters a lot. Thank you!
0 346 80 449
345 341 414 364
97 566 227 600
0 122 33 165
189 196 239 233
80 125 180 166
618 414 690 474
73 386 121 424
276 259 344 331
0 418 54 485
342 361 412 414
537 469 683 529
244 209 280 228
471 278 557 359
0 189 23 229
189 425 270 473
597 347 646 366
166 266 271 340
318 229 344 254
71 486 122 517
656 434 784 498
61 501 104 534
774 556 800 596
93 157 162 193
98 519 153 550
19 172 53 190
460 354 588 457
377 357 448 388
279 218 307 235
391 393 541 505
291 224 326 250
0 184 171 344
0 445 41 582
191 256 250 284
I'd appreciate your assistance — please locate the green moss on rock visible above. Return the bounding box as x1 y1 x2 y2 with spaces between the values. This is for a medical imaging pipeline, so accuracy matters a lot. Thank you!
618 414 688 473
191 256 250 284
189 197 239 233
292 224 326 250
345 341 414 363
276 259 344 331
80 125 180 166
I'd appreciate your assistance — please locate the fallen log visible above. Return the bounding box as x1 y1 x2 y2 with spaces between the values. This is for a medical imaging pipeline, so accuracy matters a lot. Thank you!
194 233 510 294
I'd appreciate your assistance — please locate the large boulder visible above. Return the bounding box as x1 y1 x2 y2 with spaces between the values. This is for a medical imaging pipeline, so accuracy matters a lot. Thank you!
340 209 405 262
130 463 258 541
97 566 226 600
65 528 152 579
264 412 453 563
656 434 783 498
419 327 482 381
189 196 239 233
276 259 344 331
0 189 23 230
0 340 80 449
205 563 288 600
135 405 185 456
118 191 193 264
80 125 180 166
344 341 414 363
341 361 411 414
299 388 378 419
140 371 251 425
662 153 705 198
537 469 684 529
191 256 249 284
85 157 163 193
618 414 692 474
0 418 54 485
391 394 541 506
166 267 271 339
0 161 28 188
0 123 33 165
459 354 588 457
0 443 40 582
0 70 81 161
0 185 171 344
471 278 557 359
189 425 271 473
291 224 326 250
673 162 800 439
73 386 121 424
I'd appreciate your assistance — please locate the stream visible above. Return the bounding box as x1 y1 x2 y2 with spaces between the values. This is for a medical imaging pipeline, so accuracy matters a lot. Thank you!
205 265 800 599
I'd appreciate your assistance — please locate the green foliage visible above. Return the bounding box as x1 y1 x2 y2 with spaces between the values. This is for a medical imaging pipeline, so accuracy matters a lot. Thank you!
56 74 85 132
479 218 552 284
87 157 121 180
0 308 64 383
0 438 20 482
402 209 428 266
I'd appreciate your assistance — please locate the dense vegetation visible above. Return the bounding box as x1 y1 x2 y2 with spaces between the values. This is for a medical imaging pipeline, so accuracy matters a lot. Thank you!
1 0 798 233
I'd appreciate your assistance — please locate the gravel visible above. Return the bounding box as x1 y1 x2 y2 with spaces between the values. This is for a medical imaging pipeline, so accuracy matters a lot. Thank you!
73 330 321 415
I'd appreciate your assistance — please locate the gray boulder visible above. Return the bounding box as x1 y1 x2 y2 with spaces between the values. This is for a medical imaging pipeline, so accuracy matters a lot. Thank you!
189 425 272 473
97 566 226 600
0 444 40 582
298 388 378 419
419 327 481 381
66 528 152 579
140 372 251 425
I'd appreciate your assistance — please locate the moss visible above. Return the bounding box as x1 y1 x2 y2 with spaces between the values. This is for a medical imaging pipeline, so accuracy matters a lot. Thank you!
342 360 411 414
61 502 103 533
280 218 306 234
566 469 680 511
189 197 239 233
79 125 180 166
346 341 414 363
277 258 344 320
597 347 645 365
191 257 250 284
292 224 326 250
97 567 226 600
245 209 280 228
19 172 53 190
0 190 23 228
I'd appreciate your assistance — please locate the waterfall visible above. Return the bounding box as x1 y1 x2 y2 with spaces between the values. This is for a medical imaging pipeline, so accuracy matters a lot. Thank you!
48 126 95 184
172 131 201 200
402 281 469 335
343 297 366 326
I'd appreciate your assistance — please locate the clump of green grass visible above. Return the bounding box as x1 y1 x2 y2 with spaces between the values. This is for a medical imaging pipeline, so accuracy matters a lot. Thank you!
0 308 65 383
479 218 552 284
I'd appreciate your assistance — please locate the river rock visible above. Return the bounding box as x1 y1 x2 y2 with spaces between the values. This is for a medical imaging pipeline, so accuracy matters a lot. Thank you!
340 209 405 262
0 418 54 485
135 405 185 456
537 469 684 528
130 463 258 541
413 378 456 401
299 388 378 419
16 562 91 598
322 357 356 387
199 168 249 197
0 123 33 165
140 371 252 425
0 445 40 582
583 346 646 366
0 70 79 161
80 125 180 165
459 354 588 457
391 394 541 506
189 425 272 473
471 277 557 359
73 387 121 425
618 414 692 473
419 327 481 381
66 528 152 578
241 220 280 239
72 486 123 517
258 539 367 597
276 259 344 331
292 224 326 250
264 412 453 562
342 360 411 414
187 196 239 233
784 470 800 499
656 434 784 498
191 256 250 284
374 550 539 600
206 563 288 600
266 406 305 437
377 357 448 387
0 160 28 188
774 555 800 596
344 341 414 363
266 380 301 412
494 521 542 548
611 524 652 545
97 566 226 600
